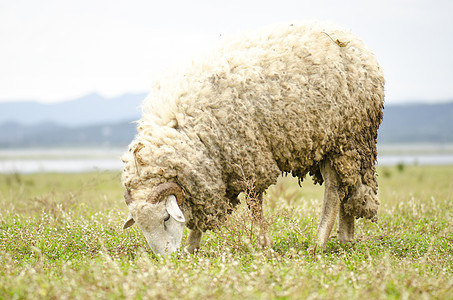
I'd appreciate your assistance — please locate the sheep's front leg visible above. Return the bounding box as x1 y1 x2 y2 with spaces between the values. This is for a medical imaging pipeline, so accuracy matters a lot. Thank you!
338 204 354 243
317 159 341 249
246 193 272 248
186 229 202 254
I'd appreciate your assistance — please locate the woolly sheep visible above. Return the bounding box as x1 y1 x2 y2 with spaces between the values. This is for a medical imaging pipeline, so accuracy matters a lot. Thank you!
121 21 384 255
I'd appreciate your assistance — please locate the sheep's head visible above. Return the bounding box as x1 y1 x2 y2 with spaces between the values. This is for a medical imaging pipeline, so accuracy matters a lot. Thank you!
123 181 186 255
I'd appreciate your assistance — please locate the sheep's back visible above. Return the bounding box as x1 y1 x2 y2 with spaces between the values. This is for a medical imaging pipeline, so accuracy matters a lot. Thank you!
162 23 384 194
136 22 384 222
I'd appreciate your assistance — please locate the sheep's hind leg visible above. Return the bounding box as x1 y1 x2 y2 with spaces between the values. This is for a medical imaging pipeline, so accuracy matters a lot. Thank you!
317 159 341 249
338 204 354 244
186 229 202 254
246 193 272 248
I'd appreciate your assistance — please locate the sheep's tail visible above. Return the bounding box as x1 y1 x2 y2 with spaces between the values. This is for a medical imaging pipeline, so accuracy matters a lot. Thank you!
330 131 380 221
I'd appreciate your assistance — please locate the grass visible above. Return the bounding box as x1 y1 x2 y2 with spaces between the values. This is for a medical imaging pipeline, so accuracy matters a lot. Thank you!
0 165 452 299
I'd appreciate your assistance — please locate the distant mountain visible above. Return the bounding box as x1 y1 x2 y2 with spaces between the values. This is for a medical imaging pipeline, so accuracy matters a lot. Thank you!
378 101 453 144
0 121 137 148
0 93 145 126
0 95 452 148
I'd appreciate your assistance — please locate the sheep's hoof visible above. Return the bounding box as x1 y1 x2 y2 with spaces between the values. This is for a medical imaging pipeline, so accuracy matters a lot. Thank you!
339 240 355 248
185 245 199 254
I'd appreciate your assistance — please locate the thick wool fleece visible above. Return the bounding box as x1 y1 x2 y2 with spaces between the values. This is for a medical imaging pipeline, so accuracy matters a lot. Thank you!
122 22 384 232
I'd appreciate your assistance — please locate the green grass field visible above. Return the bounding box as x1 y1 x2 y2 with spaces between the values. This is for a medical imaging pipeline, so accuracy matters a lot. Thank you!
1 165 452 299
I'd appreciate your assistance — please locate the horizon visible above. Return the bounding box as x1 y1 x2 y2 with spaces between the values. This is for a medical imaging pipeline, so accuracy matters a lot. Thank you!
1 92 452 149
0 92 453 106
1 0 452 105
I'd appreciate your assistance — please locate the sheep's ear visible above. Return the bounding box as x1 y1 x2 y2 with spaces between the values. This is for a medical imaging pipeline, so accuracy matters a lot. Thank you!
123 213 135 229
166 195 186 223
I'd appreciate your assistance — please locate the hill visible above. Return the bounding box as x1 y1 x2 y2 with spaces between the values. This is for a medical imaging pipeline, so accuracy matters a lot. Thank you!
0 93 145 126
378 101 453 144
0 121 137 148
0 95 452 147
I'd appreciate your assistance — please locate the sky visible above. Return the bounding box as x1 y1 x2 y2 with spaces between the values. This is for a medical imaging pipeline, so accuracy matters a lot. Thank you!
1 0 452 104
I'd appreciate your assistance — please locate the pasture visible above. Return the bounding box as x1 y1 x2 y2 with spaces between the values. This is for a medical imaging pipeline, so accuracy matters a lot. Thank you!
0 165 452 299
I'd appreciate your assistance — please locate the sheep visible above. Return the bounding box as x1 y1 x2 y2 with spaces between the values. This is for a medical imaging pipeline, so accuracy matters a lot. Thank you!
121 21 385 255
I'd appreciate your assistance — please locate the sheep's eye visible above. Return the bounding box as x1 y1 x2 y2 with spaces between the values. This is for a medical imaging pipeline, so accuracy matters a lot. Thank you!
164 215 170 222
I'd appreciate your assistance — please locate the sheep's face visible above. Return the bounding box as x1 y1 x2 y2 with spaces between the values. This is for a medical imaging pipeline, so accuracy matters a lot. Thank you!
123 182 187 255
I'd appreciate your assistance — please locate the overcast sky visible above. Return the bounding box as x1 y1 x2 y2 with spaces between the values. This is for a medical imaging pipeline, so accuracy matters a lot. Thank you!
1 0 452 104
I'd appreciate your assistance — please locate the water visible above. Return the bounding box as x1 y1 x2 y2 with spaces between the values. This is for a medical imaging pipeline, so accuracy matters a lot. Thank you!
1 146 453 174
0 148 124 174
377 154 453 166
377 144 453 166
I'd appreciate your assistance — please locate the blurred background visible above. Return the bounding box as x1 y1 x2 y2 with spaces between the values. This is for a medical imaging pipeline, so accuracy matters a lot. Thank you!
1 0 452 173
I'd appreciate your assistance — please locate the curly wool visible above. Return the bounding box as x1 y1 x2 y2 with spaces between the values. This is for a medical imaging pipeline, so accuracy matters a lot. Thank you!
122 21 384 231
